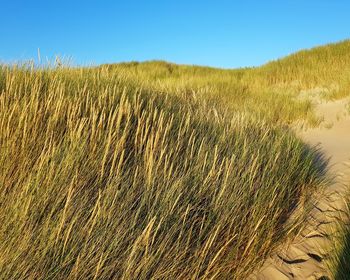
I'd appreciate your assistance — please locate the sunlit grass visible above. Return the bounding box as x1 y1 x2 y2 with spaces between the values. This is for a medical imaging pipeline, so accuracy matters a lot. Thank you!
1 39 349 279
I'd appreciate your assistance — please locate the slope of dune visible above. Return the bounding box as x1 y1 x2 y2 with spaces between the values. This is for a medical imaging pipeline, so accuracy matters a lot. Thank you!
1 40 350 279
250 97 350 279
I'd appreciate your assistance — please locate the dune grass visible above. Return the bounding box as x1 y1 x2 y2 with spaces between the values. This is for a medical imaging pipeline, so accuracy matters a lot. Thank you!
330 222 350 279
0 65 328 279
106 39 350 103
1 39 349 279
326 191 350 280
254 40 350 99
102 61 320 126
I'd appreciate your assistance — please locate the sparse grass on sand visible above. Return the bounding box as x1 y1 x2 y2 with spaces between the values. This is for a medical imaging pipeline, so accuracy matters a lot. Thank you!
1 40 349 279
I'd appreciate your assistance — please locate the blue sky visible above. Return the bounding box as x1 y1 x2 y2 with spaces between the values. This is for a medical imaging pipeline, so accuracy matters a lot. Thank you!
1 0 349 68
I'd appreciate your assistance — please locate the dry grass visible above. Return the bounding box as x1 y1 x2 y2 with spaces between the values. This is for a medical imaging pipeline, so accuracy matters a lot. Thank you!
1 39 349 279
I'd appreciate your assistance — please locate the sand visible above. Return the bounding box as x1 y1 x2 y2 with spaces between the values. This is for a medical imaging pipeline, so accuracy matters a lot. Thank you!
249 97 350 280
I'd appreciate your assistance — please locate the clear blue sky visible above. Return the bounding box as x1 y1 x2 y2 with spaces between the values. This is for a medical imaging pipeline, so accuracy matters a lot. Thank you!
1 0 349 68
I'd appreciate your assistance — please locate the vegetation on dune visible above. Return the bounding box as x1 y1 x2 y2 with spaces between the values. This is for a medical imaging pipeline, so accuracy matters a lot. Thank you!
257 40 350 98
108 39 350 106
102 61 319 126
1 39 349 279
0 65 327 279
326 192 350 280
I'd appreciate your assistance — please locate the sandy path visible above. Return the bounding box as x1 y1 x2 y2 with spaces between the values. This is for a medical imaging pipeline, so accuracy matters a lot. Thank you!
249 98 350 280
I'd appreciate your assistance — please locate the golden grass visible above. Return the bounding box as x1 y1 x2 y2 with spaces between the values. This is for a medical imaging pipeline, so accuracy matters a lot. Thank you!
1 39 349 279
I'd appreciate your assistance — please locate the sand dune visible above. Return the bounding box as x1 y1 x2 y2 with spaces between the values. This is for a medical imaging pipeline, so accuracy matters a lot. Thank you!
250 97 350 279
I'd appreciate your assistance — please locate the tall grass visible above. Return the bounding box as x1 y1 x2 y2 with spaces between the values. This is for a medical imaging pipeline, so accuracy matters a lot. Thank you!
107 40 350 110
102 61 319 126
2 39 348 279
256 40 350 99
0 65 328 279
